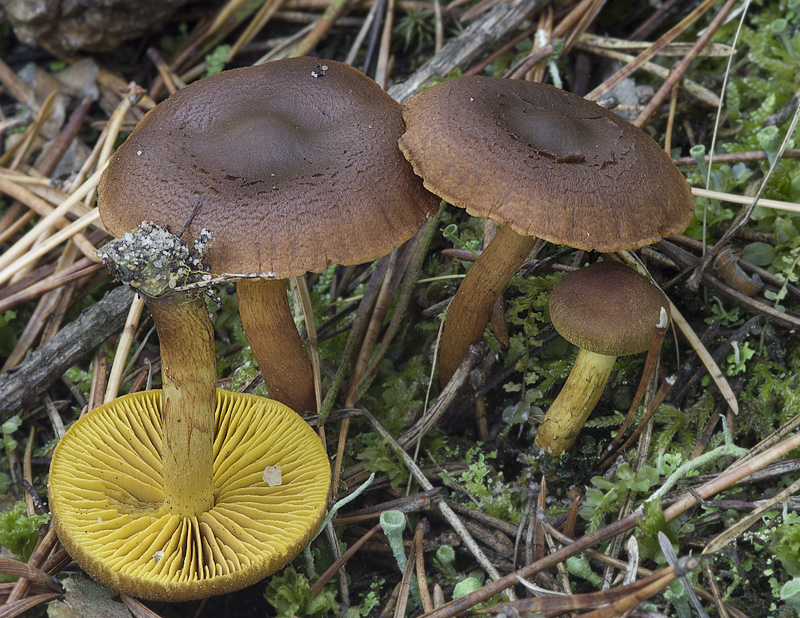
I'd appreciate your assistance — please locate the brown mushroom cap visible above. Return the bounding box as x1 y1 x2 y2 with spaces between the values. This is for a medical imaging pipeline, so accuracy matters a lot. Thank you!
549 261 668 357
399 76 693 252
49 389 330 601
98 57 437 278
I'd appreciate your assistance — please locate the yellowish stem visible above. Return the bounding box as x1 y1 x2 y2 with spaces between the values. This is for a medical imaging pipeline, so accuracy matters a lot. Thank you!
148 293 216 517
534 349 617 454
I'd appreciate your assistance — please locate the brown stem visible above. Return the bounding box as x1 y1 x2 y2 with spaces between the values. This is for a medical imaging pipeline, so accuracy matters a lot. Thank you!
534 349 617 454
238 278 315 412
148 292 216 517
439 225 535 385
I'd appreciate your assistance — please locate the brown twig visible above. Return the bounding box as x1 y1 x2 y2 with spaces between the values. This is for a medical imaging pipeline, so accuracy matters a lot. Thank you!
310 523 382 597
634 0 738 127
415 521 433 613
598 375 675 471
0 285 134 421
585 0 720 101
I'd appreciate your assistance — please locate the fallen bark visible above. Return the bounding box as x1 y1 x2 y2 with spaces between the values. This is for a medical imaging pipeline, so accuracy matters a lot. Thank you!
0 285 134 421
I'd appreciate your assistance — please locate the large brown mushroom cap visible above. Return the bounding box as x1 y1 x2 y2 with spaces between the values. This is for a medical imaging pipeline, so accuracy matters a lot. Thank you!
399 77 693 252
98 57 437 278
49 389 330 601
549 260 668 357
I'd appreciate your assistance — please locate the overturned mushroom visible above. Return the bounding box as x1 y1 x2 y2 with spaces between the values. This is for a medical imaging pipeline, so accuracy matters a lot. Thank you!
49 389 330 600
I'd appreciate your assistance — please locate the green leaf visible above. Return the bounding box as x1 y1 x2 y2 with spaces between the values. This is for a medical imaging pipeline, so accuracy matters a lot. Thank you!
740 241 776 266
0 502 51 561
781 578 800 610
264 565 339 618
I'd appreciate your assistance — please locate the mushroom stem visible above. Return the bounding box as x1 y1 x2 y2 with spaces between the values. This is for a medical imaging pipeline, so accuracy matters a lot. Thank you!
147 292 216 516
534 349 618 454
439 224 536 385
238 278 316 413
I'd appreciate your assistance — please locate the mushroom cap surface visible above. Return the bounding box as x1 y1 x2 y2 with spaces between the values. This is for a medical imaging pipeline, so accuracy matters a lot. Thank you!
49 389 330 601
398 76 693 252
98 57 437 278
549 260 668 357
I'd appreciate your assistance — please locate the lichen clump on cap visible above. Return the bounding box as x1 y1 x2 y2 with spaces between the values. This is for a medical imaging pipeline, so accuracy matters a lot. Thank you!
97 221 213 297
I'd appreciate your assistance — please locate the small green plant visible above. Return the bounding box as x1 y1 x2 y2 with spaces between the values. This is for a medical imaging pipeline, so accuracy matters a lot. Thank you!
781 578 800 613
580 463 660 531
395 8 435 55
0 501 50 561
204 44 231 77
264 565 338 618
347 580 383 617
357 437 408 489
766 510 800 577
441 447 523 524
566 554 602 586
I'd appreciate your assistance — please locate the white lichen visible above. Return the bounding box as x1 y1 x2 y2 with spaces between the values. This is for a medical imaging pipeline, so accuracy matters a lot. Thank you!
97 221 213 297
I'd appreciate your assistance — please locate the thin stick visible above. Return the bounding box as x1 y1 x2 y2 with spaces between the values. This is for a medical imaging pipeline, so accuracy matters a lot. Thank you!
310 523 381 597
0 208 102 287
585 0 719 101
634 0 737 127
691 187 800 214
289 0 353 58
293 276 323 413
0 260 102 313
668 301 738 414
703 476 800 556
576 44 719 107
0 57 31 104
88 349 108 412
0 163 105 276
23 426 35 515
104 295 146 403
3 241 81 369
374 0 396 88
333 256 395 492
393 530 418 618
0 177 99 250
662 430 800 521
599 376 675 470
358 408 513 598
415 522 433 612
344 0 380 64
6 525 58 604
227 0 285 60
147 47 184 94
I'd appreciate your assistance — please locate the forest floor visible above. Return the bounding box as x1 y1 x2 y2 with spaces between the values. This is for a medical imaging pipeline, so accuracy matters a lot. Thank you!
1 0 800 616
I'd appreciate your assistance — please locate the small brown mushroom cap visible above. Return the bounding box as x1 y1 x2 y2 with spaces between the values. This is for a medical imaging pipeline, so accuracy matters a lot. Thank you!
399 76 693 252
49 389 330 601
98 57 437 278
549 261 668 357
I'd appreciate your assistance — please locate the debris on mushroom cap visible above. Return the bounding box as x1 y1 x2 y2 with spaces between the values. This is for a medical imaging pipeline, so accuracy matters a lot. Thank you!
97 221 212 297
98 56 438 279
549 260 669 357
399 77 694 252
48 389 330 602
